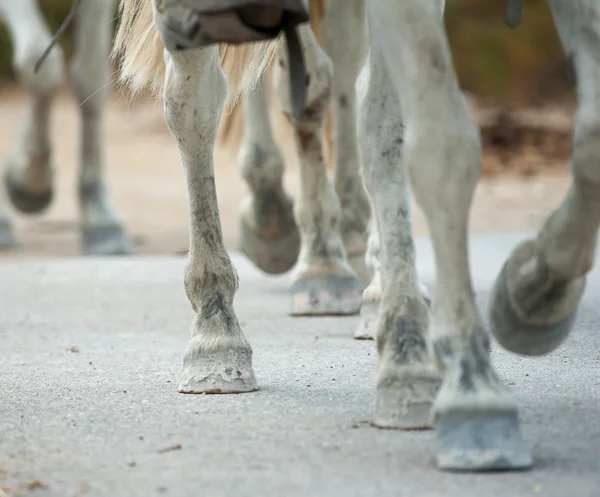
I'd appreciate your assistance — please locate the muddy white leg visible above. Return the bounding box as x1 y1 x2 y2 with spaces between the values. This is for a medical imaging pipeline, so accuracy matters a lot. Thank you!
157 10 257 393
357 38 440 427
275 25 360 316
320 0 371 285
237 72 300 274
353 57 430 341
0 0 63 214
369 0 532 470
71 0 132 255
490 0 600 356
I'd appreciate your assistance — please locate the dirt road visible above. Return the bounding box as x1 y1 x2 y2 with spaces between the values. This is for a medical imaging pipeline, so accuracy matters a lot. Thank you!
0 86 573 259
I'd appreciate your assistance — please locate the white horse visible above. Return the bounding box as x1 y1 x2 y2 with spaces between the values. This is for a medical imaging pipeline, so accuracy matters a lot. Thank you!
113 0 597 473
0 0 132 255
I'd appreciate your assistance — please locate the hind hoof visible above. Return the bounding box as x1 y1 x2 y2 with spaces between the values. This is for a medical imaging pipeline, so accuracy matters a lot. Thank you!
489 240 582 356
238 193 300 275
436 410 533 472
290 275 361 316
83 224 133 256
354 298 378 340
239 217 300 275
4 175 53 215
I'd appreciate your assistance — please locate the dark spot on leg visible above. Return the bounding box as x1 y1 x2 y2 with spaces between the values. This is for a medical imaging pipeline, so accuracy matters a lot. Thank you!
305 74 311 87
339 94 348 108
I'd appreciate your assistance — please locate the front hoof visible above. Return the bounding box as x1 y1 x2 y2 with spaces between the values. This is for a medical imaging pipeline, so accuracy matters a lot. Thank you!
489 240 582 356
0 218 18 248
83 224 133 256
4 175 53 215
373 375 440 430
239 195 300 275
290 275 361 316
436 410 533 471
178 349 258 394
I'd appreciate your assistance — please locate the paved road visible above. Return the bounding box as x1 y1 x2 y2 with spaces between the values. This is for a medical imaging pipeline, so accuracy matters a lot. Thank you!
1 233 599 497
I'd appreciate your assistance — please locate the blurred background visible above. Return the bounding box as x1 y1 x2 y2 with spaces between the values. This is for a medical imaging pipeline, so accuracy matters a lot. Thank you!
0 0 576 259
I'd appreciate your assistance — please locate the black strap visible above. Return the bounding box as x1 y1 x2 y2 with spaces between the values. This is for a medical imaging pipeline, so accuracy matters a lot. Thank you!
283 25 306 120
35 0 84 73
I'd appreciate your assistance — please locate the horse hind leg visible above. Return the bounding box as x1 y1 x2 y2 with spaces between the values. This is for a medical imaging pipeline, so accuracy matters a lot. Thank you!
0 0 64 215
71 0 132 255
489 0 600 356
237 71 300 274
275 24 361 316
368 0 531 471
320 0 371 286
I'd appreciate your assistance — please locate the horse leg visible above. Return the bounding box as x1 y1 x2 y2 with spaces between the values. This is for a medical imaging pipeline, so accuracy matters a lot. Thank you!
0 0 64 214
70 0 133 255
320 0 371 285
357 39 440 427
353 58 431 341
237 72 300 274
157 18 257 392
275 25 361 316
368 0 532 470
490 0 600 355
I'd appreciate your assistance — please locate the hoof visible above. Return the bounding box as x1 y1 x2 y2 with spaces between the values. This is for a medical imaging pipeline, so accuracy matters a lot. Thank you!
354 298 377 340
290 275 361 316
489 241 582 356
178 348 258 394
436 410 533 471
373 375 440 429
4 175 53 215
83 224 133 256
239 216 300 275
238 194 300 275
0 218 18 248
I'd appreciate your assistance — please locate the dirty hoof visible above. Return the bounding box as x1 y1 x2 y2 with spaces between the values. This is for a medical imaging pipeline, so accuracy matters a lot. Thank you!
4 175 52 214
239 217 300 275
354 298 377 340
0 218 18 248
178 349 258 394
290 275 361 316
83 224 133 256
373 375 440 429
436 410 533 471
239 194 300 275
489 240 582 356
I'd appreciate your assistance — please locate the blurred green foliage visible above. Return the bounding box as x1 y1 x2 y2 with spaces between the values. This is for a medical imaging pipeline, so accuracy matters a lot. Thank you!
0 0 575 105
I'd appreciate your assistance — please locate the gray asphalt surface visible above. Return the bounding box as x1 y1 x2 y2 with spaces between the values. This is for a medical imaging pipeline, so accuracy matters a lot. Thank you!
1 233 599 497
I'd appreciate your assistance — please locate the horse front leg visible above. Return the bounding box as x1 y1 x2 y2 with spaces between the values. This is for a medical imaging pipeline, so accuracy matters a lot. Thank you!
0 0 64 215
275 24 361 316
71 0 133 255
158 15 257 392
368 0 532 471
